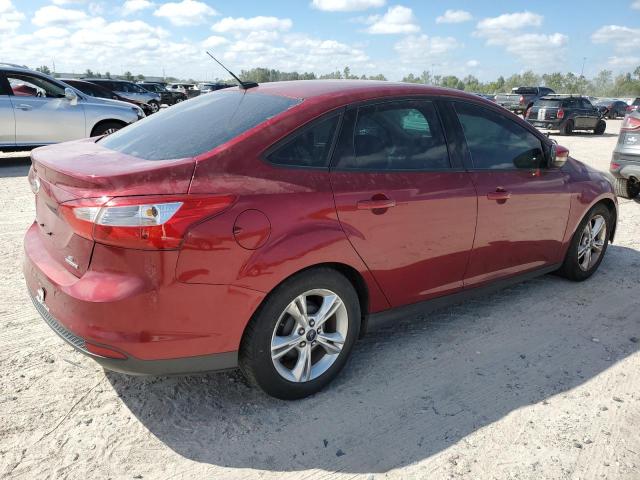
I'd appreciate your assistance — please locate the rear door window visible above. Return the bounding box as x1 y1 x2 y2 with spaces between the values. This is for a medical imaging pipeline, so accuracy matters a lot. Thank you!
100 91 301 160
267 114 340 168
454 101 544 170
333 100 450 171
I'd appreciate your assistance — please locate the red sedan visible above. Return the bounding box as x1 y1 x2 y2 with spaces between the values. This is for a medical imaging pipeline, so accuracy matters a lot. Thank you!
24 81 617 399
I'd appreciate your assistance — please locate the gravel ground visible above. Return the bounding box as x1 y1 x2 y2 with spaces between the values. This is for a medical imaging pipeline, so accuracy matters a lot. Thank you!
1 120 639 480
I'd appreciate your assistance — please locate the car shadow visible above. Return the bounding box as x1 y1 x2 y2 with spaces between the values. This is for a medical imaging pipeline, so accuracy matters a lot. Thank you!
0 154 31 177
106 245 640 474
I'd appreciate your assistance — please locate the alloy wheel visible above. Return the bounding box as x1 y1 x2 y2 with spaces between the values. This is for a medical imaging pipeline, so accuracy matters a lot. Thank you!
577 214 607 271
270 289 348 383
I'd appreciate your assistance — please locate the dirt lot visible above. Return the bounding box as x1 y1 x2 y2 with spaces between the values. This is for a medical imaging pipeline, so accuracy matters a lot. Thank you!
1 120 639 480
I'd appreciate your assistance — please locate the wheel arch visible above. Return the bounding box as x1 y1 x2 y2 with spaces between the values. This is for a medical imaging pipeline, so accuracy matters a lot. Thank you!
90 119 127 137
240 262 373 343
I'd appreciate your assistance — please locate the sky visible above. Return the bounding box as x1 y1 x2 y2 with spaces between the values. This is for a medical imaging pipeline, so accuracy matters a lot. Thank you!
1 0 639 82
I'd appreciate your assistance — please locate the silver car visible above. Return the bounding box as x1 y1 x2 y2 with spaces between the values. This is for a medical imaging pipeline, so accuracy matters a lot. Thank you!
83 79 162 113
0 64 144 150
610 111 640 199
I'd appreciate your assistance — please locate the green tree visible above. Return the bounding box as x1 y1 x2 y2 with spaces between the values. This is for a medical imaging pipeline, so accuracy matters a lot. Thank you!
123 71 134 81
35 65 51 75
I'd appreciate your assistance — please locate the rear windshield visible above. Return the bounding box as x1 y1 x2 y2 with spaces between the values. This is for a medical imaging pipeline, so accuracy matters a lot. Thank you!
633 98 640 106
100 91 301 160
513 87 537 94
534 99 562 107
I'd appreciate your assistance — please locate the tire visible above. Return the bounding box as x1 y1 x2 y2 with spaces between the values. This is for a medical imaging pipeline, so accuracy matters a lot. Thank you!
614 177 640 199
175 97 184 104
556 204 611 282
594 120 606 135
91 121 124 136
239 268 361 400
148 101 160 114
561 120 574 136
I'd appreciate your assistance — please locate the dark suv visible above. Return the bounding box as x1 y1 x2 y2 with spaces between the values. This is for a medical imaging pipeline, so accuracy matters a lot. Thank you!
138 82 187 106
82 79 161 114
526 96 606 135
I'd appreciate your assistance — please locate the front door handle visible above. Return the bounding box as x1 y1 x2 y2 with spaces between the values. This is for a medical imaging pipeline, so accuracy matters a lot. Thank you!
16 104 32 111
357 197 396 210
486 188 511 201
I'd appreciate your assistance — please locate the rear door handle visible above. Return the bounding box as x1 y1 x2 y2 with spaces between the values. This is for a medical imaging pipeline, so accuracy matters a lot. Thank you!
357 197 396 210
16 104 32 111
486 188 511 201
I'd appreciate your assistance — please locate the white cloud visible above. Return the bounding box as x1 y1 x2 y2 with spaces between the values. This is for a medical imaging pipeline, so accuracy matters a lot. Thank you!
607 55 640 68
632 0 640 9
436 9 472 24
474 12 567 69
0 0 25 32
32 5 88 27
366 5 419 34
52 0 86 4
201 35 228 49
153 0 217 26
394 34 460 63
592 25 640 50
122 0 154 15
476 11 542 33
311 0 385 12
212 16 292 33
466 59 479 68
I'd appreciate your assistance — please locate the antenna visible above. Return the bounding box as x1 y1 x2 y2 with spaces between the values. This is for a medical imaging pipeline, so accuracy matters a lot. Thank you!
206 51 258 90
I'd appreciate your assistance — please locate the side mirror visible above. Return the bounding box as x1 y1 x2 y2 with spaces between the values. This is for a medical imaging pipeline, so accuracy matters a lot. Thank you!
64 87 78 105
550 144 569 168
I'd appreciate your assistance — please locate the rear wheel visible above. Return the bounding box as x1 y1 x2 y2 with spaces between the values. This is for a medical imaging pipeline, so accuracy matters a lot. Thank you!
561 120 574 135
91 121 124 136
239 268 360 399
556 204 611 281
614 177 640 199
594 120 607 135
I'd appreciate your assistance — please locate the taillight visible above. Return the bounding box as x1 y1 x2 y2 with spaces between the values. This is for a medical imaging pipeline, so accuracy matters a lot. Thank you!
557 108 565 119
60 195 235 249
610 162 621 170
519 95 525 105
621 115 640 131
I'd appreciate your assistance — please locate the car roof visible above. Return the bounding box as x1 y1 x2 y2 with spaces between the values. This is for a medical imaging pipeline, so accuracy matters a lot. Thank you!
237 80 481 105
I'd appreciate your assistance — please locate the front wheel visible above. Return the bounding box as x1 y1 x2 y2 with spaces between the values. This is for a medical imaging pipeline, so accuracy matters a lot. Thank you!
147 101 160 114
556 204 611 281
239 268 361 400
594 120 607 135
91 121 124 136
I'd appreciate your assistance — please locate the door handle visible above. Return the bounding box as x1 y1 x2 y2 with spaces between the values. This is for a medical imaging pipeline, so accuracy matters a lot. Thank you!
486 188 511 201
16 104 32 111
357 197 396 210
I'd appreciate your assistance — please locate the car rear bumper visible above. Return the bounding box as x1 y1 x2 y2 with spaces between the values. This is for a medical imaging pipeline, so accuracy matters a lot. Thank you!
610 158 640 179
23 221 265 375
527 119 564 130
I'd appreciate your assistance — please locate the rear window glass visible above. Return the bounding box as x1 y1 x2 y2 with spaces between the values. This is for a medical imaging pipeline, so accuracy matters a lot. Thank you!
100 91 301 160
513 87 537 94
633 98 640 106
535 99 562 107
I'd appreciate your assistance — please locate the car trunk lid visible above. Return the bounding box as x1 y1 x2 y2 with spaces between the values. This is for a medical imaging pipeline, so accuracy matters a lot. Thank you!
30 138 196 277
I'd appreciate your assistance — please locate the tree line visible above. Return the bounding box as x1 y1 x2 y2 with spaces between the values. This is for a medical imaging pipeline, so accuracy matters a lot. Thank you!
33 64 640 97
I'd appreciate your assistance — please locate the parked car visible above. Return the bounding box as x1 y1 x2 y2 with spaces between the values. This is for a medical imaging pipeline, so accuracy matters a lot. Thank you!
610 111 640 199
24 81 617 399
626 97 640 114
138 82 187 106
60 78 150 113
526 95 606 135
474 93 495 101
82 79 161 114
0 64 143 150
594 99 629 119
167 83 200 98
198 82 232 94
495 86 555 115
